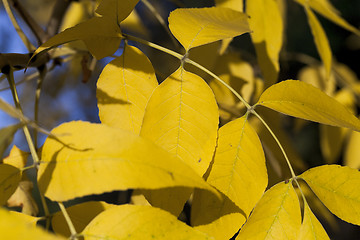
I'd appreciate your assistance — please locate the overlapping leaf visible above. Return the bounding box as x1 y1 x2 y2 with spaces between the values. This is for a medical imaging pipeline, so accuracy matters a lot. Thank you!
236 182 301 239
298 201 330 240
168 7 250 51
0 124 22 159
247 0 283 87
256 80 360 131
38 121 218 202
295 0 360 36
0 164 21 205
97 45 158 134
300 165 360 225
344 131 360 169
305 7 332 78
0 208 63 240
207 115 267 216
52 201 115 237
82 204 213 239
95 0 139 23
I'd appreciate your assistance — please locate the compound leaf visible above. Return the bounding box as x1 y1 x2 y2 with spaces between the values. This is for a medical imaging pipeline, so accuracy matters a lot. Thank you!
169 7 249 51
82 204 213 239
237 181 301 240
97 45 158 134
38 121 218 202
300 165 360 225
207 115 267 216
256 80 360 131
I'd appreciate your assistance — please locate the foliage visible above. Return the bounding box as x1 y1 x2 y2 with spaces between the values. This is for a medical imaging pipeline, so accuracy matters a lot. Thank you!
1 0 360 239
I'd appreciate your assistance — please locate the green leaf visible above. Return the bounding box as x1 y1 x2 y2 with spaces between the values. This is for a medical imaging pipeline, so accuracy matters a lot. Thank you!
82 204 213 239
0 164 21 205
295 0 360 36
256 80 360 131
95 0 139 24
97 45 158 134
247 0 283 87
0 124 22 159
298 201 330 240
168 7 250 51
38 121 218 202
52 201 115 237
305 7 332 78
0 208 64 240
237 181 301 240
207 115 267 216
32 16 122 60
300 164 360 225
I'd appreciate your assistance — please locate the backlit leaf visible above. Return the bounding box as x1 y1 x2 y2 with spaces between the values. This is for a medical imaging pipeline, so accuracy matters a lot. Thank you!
7 181 39 216
141 67 219 176
207 115 267 216
96 0 139 24
247 0 283 87
38 121 218 202
295 0 360 36
305 7 332 78
0 164 21 205
3 145 29 169
0 124 22 159
191 189 246 240
300 164 360 225
256 80 360 131
140 67 218 215
344 130 360 169
0 208 64 240
82 204 213 239
237 181 301 240
298 201 330 240
52 201 115 237
169 7 250 51
32 16 122 60
97 45 158 134
298 65 335 96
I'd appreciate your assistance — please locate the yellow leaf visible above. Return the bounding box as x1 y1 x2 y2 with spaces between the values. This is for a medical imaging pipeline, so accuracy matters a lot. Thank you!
0 164 21 205
295 0 360 36
0 208 64 240
130 189 150 206
344 130 360 169
7 181 39 216
207 115 267 216
298 201 330 240
300 164 360 225
38 121 218 202
247 0 283 87
0 124 22 159
52 201 115 237
237 181 301 240
3 145 29 169
97 45 158 134
298 65 335 96
141 67 219 176
191 189 246 240
32 16 122 60
256 80 360 131
120 9 149 37
95 0 139 24
168 7 250 51
8 211 40 227
139 67 218 215
82 204 213 239
305 7 332 78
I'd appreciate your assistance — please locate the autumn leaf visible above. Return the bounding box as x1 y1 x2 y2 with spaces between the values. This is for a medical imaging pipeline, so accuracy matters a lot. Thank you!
237 181 301 239
300 164 360 225
169 7 250 51
95 0 139 24
256 80 360 131
3 145 29 169
97 45 158 134
7 181 38 216
82 204 213 239
207 115 268 216
344 130 360 169
0 164 21 205
38 121 218 202
0 124 22 159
